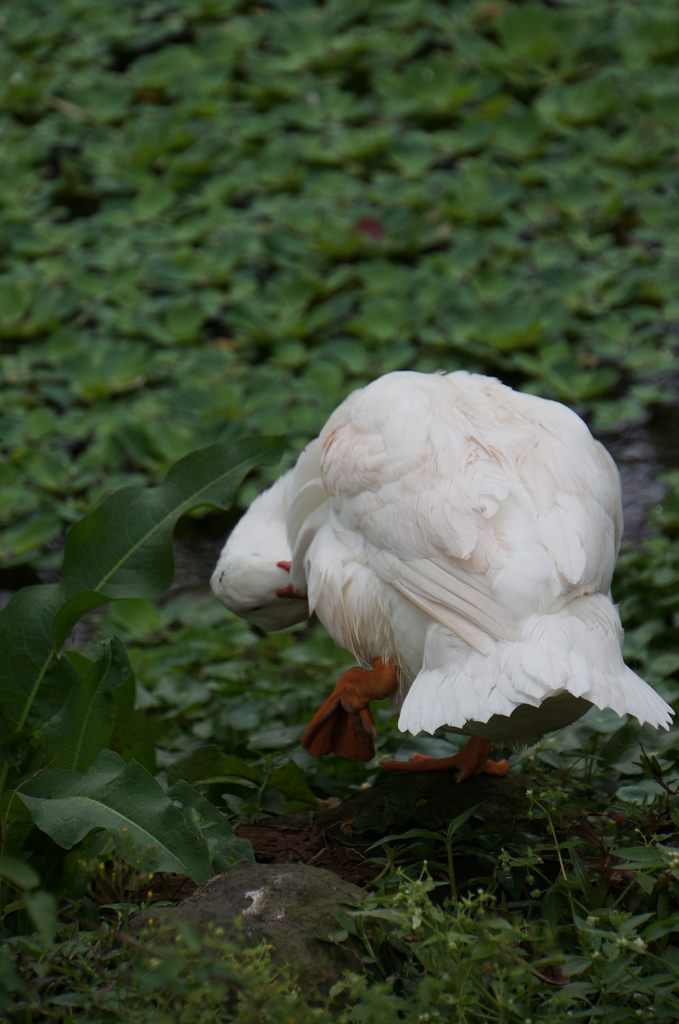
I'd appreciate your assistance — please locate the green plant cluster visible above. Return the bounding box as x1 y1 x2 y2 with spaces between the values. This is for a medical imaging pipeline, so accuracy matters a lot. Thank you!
5 787 679 1023
341 789 679 1024
3 0 679 569
0 436 285 945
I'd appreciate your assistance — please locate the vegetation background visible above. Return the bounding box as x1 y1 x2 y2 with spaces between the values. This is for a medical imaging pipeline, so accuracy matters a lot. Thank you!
2 0 679 1020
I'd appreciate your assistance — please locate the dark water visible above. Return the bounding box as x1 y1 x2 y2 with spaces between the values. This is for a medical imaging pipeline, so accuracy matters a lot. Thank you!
598 403 679 543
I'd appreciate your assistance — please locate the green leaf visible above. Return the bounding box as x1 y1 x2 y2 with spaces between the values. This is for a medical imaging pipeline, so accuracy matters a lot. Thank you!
111 672 157 772
60 434 284 598
602 952 635 985
165 301 204 343
168 779 254 871
496 1 561 61
0 855 40 891
51 591 112 650
368 827 449 850
0 789 36 858
18 750 211 884
165 745 232 788
614 846 664 868
200 754 260 785
107 598 161 636
268 760 319 806
560 956 592 976
0 279 28 325
568 845 594 901
41 638 131 772
0 586 73 739
23 889 58 944
0 514 62 565
643 916 679 942
64 342 152 402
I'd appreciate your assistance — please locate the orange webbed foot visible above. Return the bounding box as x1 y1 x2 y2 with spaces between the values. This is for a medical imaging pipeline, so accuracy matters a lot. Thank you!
302 658 398 762
381 736 509 783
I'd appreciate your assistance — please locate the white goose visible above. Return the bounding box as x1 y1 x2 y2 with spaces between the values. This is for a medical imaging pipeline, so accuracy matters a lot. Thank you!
211 371 673 779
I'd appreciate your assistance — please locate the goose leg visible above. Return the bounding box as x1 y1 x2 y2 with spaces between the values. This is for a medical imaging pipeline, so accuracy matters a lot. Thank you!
381 736 509 783
302 658 398 762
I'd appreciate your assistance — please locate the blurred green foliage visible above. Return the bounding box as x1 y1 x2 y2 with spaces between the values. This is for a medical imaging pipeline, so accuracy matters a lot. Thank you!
2 0 679 568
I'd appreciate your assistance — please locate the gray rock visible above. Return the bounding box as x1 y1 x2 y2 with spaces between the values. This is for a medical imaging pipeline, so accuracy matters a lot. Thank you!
132 860 367 999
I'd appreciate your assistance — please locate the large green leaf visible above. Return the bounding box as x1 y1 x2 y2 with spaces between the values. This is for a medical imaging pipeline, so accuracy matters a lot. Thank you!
50 592 112 651
168 779 254 872
59 434 285 598
268 760 319 806
40 638 131 772
0 586 74 741
0 435 284 789
18 750 211 884
110 670 157 773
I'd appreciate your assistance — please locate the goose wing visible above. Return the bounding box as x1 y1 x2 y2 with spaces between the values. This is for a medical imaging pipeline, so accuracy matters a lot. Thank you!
315 371 621 649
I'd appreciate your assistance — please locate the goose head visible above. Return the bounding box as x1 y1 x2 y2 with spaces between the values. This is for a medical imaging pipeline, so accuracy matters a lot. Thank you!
210 469 309 631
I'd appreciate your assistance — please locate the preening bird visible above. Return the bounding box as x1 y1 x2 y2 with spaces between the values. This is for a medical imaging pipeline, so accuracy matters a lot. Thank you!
211 371 673 779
